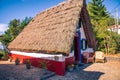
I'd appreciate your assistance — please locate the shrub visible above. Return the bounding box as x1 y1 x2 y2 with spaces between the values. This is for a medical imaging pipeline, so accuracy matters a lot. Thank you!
25 59 31 65
15 58 20 65
40 60 49 69
25 59 31 69
0 50 8 60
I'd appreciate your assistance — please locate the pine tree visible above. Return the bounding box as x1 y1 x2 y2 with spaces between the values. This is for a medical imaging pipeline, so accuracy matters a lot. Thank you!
88 0 108 21
88 0 110 39
87 0 118 54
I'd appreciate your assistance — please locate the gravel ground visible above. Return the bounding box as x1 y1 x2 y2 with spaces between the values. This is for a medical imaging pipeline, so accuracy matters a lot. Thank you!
0 61 120 80
0 61 43 80
48 62 120 80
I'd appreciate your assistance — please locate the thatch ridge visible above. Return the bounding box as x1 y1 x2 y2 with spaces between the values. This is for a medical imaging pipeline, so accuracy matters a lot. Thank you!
80 0 96 50
8 0 94 55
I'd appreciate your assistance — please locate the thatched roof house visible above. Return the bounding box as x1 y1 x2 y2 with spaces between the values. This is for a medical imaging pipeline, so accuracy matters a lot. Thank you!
8 0 96 55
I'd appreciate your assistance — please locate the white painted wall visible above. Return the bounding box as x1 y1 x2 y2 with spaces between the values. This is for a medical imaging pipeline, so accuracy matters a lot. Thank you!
10 51 74 62
80 24 94 53
80 25 86 39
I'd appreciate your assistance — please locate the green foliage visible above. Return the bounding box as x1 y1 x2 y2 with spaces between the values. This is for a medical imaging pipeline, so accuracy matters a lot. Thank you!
0 17 32 46
108 16 115 26
88 0 109 21
119 19 120 25
15 58 20 65
25 59 31 65
112 33 120 51
0 50 8 60
9 19 20 39
88 0 109 34
15 58 20 62
25 59 31 69
19 17 32 33
97 31 118 54
88 0 119 54
40 60 48 69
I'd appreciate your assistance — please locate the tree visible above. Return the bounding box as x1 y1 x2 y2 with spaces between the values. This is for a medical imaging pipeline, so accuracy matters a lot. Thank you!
0 17 32 46
9 19 20 40
108 16 115 26
87 0 118 54
19 17 32 32
88 0 109 34
88 0 109 21
112 33 120 52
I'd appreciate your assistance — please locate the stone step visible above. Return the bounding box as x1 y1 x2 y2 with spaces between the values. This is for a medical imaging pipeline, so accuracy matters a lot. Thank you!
40 70 56 80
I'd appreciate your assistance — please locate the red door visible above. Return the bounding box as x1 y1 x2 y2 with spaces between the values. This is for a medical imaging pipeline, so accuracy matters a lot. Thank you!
74 32 81 64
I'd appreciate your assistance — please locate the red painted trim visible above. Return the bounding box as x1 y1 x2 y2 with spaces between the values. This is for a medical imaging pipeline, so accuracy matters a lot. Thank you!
9 53 74 76
65 56 75 68
74 35 80 62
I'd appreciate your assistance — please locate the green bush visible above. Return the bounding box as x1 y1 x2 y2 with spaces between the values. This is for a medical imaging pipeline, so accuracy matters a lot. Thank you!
0 50 8 60
0 52 3 59
40 60 49 69
97 32 119 54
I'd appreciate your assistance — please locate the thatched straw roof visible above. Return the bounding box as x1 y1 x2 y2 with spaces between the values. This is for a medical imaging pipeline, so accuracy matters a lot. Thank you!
8 0 96 55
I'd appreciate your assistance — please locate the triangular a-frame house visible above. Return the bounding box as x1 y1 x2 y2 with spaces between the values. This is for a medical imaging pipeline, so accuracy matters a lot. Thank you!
8 0 96 75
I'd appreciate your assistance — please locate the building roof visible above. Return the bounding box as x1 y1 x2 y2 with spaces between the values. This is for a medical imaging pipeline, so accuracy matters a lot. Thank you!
8 0 96 55
108 24 120 34
109 25 119 29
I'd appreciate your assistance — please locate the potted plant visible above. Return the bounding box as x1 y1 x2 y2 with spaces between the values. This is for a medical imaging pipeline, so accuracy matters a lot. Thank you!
25 59 31 69
40 60 49 74
40 61 48 69
67 64 74 72
15 58 20 65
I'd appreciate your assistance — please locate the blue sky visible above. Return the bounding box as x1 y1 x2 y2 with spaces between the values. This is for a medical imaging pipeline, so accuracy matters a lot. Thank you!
0 0 120 34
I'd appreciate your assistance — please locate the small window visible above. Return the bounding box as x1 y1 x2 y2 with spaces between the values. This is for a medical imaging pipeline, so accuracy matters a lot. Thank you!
78 18 81 27
81 39 87 50
70 40 74 52
77 18 82 29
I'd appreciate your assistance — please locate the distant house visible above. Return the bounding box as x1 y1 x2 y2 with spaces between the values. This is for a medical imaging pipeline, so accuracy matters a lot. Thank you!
8 0 96 75
108 24 120 34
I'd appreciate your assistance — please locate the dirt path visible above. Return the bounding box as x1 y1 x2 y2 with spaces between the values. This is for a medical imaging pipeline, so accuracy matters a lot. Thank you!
84 62 120 80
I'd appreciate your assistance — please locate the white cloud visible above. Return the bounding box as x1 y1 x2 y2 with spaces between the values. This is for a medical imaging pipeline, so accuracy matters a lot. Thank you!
0 23 8 34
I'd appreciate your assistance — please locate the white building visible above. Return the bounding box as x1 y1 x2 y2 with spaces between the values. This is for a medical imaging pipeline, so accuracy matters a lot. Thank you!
108 25 120 34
